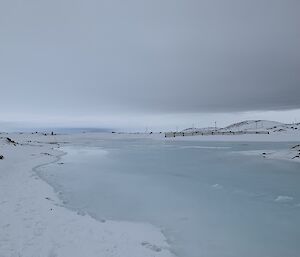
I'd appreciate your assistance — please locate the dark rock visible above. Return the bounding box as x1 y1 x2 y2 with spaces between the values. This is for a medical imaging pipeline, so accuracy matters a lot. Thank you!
6 137 15 143
291 144 300 149
0 155 4 160
6 137 17 145
41 152 51 156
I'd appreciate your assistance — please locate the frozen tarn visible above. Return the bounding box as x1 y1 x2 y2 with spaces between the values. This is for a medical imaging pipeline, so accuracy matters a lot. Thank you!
41 137 300 257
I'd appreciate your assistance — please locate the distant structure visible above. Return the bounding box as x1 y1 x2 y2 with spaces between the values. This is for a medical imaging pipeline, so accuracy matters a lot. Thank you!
165 130 269 138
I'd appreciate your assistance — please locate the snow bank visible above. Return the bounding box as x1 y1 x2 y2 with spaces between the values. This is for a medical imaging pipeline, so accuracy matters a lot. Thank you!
236 144 300 163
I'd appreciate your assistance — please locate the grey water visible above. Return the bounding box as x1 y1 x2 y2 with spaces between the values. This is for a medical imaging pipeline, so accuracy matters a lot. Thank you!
40 138 300 257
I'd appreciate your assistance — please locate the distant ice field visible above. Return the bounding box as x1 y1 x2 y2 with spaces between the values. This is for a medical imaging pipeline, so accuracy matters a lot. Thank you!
40 138 300 257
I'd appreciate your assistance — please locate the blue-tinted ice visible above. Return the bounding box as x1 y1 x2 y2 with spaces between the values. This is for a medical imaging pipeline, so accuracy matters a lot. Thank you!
40 139 300 257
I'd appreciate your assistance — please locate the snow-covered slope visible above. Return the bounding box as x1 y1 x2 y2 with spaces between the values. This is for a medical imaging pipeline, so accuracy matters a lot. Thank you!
221 120 284 132
180 120 300 135
182 127 217 133
270 122 300 133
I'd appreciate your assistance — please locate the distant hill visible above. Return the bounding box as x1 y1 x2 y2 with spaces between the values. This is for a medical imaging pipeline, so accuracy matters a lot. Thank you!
181 120 299 134
221 120 284 132
182 127 218 133
0 127 113 134
42 127 113 134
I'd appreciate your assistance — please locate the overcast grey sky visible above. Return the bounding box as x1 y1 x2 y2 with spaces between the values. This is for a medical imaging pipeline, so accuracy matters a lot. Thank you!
0 0 299 130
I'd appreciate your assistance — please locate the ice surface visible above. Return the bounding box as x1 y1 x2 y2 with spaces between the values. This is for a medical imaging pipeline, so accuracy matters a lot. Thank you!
41 139 300 257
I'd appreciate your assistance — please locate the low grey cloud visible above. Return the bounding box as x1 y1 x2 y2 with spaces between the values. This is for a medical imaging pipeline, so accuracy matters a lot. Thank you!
0 0 299 120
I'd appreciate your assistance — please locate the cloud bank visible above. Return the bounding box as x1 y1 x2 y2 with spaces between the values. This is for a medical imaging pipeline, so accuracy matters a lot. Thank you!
0 0 299 124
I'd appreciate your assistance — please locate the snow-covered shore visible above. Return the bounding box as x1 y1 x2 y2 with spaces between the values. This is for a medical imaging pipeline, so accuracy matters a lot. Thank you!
237 145 300 163
0 133 174 257
163 129 300 163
